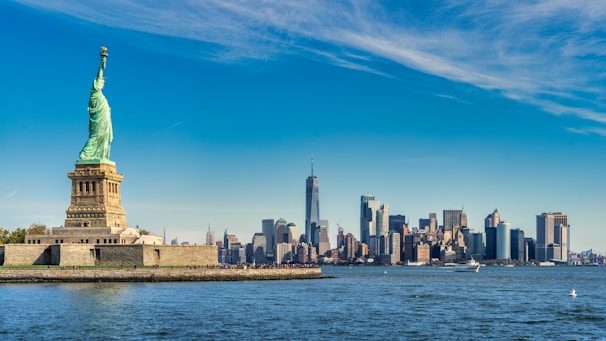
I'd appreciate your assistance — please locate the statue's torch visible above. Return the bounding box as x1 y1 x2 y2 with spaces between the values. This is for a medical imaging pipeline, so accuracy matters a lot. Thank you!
100 46 108 69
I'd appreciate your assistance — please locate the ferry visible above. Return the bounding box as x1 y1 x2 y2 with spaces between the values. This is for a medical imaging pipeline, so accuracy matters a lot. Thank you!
454 257 481 272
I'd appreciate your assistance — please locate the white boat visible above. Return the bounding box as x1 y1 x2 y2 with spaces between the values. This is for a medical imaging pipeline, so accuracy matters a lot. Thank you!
569 288 577 298
406 260 426 266
454 258 480 272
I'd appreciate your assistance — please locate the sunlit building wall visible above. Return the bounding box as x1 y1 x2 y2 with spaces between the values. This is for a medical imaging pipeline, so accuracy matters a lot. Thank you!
497 221 511 260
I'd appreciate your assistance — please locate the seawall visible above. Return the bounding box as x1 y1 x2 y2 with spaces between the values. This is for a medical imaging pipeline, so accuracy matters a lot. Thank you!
0 267 323 283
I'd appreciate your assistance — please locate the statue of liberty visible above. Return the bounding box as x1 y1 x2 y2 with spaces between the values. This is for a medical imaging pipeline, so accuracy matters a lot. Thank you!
78 47 113 163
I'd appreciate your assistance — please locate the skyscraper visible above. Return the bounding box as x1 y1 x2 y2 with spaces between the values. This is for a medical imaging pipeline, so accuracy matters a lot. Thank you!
376 204 389 237
419 213 437 233
318 225 331 257
389 214 407 261
360 195 381 246
497 221 511 260
389 214 406 233
536 212 569 262
466 232 486 260
344 233 358 261
275 218 288 244
206 225 215 246
286 223 300 244
525 237 536 261
510 228 525 261
443 209 462 233
443 209 462 244
305 158 320 246
251 233 267 264
484 208 500 259
262 219 275 261
485 209 500 228
337 225 345 249
276 221 288 244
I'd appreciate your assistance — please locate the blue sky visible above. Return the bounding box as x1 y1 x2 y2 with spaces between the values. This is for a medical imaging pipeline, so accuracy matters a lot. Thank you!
1 1 606 252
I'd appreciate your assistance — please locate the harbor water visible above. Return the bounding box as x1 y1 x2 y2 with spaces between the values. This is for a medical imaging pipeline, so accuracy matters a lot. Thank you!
0 266 604 340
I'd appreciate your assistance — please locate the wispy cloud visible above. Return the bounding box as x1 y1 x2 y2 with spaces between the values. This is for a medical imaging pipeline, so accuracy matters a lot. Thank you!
14 0 606 128
434 94 472 105
151 120 183 137
566 127 606 137
1 190 18 200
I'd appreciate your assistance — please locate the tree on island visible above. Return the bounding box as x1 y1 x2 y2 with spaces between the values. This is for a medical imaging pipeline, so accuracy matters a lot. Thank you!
1 228 26 244
0 228 7 244
135 225 150 235
0 223 48 244
27 223 48 235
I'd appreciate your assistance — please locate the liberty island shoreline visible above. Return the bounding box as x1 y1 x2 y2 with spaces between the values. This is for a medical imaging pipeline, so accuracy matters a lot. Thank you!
0 266 323 283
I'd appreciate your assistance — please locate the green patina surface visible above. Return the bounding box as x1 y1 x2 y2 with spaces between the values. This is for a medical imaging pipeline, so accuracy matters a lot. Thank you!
78 47 113 164
76 159 115 166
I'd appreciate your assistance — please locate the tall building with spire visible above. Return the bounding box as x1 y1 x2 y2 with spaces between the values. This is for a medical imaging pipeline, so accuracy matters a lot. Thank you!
206 225 215 245
337 225 345 249
305 157 320 247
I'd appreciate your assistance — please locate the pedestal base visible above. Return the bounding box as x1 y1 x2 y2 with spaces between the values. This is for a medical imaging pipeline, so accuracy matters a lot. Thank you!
65 162 127 229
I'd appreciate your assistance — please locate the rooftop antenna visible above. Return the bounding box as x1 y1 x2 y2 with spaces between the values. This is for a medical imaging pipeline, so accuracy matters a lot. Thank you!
311 154 314 177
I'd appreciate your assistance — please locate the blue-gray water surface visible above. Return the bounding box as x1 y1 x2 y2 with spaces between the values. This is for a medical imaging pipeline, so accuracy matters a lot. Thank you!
0 266 604 340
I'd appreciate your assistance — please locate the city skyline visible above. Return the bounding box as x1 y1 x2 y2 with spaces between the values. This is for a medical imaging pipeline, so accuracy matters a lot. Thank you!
1 1 606 252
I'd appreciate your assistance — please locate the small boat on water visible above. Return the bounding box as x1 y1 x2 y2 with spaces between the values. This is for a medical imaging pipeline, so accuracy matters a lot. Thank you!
569 288 577 298
406 260 426 266
454 257 481 272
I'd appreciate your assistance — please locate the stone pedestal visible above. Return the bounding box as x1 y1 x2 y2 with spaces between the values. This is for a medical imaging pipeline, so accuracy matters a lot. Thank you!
64 162 127 229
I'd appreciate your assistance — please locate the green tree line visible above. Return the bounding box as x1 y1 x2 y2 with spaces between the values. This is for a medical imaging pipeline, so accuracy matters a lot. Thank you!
0 223 47 244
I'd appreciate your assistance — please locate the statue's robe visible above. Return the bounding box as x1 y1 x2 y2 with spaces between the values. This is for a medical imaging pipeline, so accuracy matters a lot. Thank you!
79 70 113 161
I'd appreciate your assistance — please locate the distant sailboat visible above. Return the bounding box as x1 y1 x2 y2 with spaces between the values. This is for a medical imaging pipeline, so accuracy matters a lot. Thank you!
569 288 577 298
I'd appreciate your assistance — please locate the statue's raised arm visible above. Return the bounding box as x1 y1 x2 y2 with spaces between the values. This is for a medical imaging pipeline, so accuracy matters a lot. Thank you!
78 47 114 164
100 46 107 69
